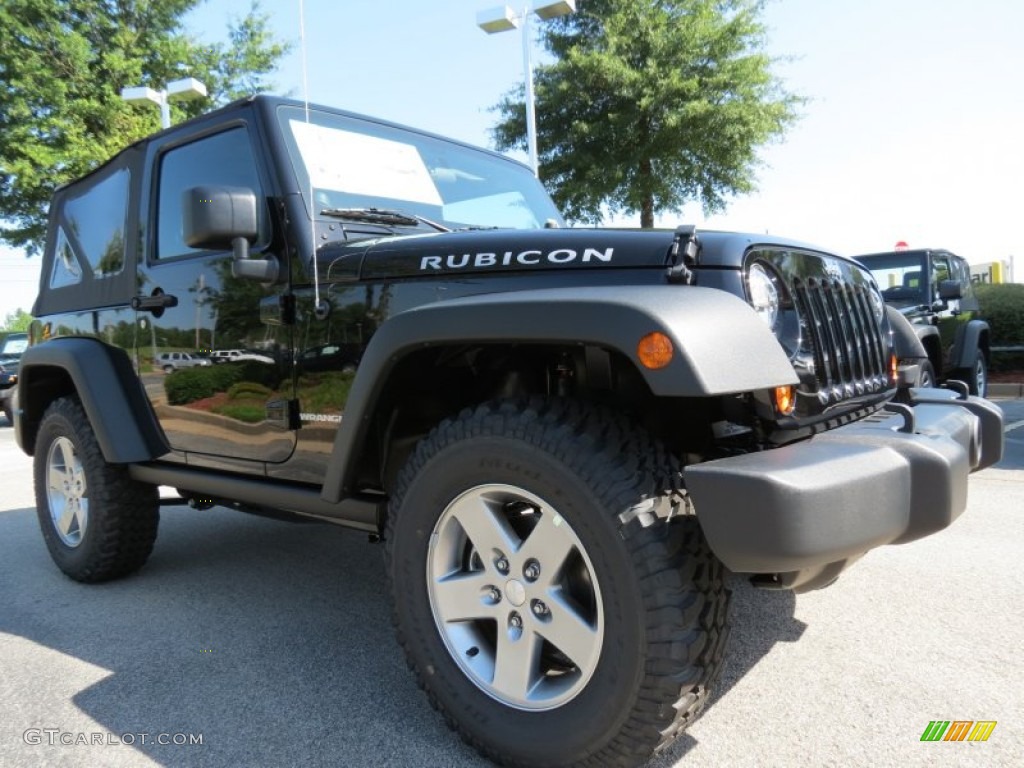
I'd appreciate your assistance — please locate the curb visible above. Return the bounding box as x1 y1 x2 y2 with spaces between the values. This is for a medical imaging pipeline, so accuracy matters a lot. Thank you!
988 382 1024 398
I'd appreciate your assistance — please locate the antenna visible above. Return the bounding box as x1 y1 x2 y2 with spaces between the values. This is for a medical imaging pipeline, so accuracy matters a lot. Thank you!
298 0 327 319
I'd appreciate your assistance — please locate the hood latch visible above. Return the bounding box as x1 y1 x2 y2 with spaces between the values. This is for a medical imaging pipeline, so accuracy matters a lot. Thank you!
666 225 699 285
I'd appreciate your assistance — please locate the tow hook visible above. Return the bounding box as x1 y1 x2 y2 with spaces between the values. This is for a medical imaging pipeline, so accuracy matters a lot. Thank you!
882 402 916 434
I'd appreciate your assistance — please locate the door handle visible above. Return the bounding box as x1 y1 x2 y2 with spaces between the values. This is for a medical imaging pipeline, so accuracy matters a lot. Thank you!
131 289 178 316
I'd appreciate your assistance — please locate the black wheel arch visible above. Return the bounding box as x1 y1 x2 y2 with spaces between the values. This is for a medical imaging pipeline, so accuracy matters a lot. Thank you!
319 285 798 502
16 338 169 462
952 319 991 370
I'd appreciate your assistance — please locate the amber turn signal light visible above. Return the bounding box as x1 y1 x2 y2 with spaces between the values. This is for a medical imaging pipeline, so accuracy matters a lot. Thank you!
890 354 898 385
637 332 674 370
774 385 795 416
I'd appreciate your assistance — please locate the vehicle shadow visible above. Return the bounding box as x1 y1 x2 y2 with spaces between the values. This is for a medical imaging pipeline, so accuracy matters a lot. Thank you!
991 401 1024 471
647 575 806 765
0 505 806 767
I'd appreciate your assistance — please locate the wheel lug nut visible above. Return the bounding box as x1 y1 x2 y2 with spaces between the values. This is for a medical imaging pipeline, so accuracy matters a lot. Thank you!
495 556 509 575
531 599 549 617
488 587 501 603
509 612 523 629
523 560 541 581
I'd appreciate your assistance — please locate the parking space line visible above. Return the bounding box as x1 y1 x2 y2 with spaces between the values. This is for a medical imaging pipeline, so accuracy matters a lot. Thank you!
1005 419 1024 434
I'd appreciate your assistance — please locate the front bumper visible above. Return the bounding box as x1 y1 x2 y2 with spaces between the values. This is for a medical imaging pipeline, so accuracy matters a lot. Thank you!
685 388 1004 591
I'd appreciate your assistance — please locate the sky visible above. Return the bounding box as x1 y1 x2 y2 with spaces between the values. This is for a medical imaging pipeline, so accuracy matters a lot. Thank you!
2 0 1023 322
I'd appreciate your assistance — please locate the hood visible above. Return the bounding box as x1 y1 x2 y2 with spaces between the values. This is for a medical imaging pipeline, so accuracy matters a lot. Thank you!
315 228 677 283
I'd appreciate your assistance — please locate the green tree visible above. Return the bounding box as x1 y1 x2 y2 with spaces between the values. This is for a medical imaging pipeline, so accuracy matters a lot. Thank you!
491 0 803 228
2 308 33 332
0 0 289 254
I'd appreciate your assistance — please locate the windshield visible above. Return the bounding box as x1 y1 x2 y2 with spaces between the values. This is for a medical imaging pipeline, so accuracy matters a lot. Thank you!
276 106 564 230
1 334 27 356
857 253 928 306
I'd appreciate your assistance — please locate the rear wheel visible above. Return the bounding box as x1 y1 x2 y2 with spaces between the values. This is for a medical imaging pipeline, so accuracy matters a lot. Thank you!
33 397 159 582
386 399 729 767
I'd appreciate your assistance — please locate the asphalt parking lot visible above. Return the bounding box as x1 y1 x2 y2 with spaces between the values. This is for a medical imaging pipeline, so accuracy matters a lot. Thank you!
1 402 1022 768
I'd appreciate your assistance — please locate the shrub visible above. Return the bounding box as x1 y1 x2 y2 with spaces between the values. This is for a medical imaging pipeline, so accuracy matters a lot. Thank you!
212 403 265 423
297 371 354 414
975 283 1024 345
164 361 283 405
164 366 234 405
227 381 273 400
990 351 1024 373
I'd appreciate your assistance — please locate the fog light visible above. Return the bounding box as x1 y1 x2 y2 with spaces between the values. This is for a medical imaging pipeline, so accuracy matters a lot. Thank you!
637 332 673 370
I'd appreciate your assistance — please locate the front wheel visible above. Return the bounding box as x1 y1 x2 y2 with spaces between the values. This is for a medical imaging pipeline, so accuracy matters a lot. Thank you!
967 350 988 397
918 360 937 388
955 350 988 397
385 399 729 767
33 397 159 582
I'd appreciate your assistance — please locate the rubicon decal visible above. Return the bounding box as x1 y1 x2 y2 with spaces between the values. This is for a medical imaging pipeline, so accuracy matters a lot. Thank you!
420 247 614 271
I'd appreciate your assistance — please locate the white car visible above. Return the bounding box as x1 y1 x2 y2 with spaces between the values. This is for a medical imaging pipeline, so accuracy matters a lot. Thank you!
209 349 274 364
157 352 211 373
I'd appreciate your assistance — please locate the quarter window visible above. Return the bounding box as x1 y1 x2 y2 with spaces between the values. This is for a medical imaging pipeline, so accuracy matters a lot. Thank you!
49 228 83 288
61 168 130 278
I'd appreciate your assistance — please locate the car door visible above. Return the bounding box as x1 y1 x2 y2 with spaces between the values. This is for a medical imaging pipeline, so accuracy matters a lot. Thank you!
929 252 960 370
134 119 296 468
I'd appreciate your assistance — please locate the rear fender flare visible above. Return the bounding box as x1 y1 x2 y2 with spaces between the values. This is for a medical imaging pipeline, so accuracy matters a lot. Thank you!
16 338 168 462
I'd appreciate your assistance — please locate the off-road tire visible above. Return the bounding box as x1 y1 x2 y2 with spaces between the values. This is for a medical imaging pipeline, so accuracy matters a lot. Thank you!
961 350 987 397
918 360 936 388
33 397 159 582
385 398 729 768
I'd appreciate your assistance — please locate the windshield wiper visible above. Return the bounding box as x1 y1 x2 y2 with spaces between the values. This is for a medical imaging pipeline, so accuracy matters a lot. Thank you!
320 207 450 232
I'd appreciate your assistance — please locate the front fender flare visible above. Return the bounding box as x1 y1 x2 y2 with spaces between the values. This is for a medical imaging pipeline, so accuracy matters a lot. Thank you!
952 320 990 369
322 285 798 500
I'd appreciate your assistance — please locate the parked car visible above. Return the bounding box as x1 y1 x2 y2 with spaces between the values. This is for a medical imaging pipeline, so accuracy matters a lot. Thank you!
13 95 1004 768
0 361 16 423
156 352 211 372
209 348 274 364
0 332 28 423
297 343 361 373
855 248 990 394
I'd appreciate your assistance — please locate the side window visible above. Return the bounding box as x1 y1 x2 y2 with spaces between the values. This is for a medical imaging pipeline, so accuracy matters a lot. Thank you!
957 258 972 285
931 255 951 300
49 167 129 289
956 257 979 307
156 126 262 259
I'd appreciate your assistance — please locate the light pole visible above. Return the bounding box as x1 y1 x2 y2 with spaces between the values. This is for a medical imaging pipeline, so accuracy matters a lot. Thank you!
477 1 576 176
120 77 208 129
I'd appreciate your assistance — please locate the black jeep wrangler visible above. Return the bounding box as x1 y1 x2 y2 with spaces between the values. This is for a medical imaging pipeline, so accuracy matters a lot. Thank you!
856 248 990 395
13 96 1003 768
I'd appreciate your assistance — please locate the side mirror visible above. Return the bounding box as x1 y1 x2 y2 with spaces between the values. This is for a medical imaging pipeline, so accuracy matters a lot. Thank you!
938 279 962 300
182 186 278 282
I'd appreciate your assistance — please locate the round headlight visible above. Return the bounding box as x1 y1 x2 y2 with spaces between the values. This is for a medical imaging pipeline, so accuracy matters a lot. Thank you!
747 263 779 329
868 283 885 323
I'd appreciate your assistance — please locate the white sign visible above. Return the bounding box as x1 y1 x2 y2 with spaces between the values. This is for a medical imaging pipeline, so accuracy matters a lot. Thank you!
290 120 442 206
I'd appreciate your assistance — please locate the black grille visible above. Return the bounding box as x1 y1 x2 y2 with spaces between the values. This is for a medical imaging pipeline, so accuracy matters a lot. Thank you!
791 276 889 404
